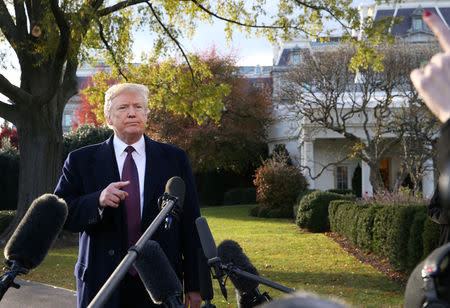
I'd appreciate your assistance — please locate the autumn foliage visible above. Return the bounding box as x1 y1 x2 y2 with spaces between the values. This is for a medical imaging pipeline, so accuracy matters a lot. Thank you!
79 49 272 174
0 125 18 149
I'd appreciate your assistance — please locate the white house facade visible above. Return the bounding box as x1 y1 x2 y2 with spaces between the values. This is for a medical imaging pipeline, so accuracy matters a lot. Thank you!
268 0 449 197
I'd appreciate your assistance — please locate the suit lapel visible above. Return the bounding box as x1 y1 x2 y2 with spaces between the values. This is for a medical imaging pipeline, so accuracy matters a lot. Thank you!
142 136 164 230
92 136 124 231
92 136 120 187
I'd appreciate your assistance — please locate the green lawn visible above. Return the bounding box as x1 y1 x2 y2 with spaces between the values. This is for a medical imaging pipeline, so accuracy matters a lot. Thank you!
12 205 405 307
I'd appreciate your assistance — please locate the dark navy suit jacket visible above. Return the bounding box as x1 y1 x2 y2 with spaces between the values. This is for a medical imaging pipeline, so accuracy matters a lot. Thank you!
54 135 201 308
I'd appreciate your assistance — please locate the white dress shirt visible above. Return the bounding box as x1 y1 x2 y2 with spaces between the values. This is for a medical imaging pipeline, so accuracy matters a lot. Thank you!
113 135 146 215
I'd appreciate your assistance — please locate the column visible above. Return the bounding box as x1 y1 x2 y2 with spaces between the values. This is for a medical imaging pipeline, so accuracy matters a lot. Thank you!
422 158 435 199
361 160 373 197
302 140 315 189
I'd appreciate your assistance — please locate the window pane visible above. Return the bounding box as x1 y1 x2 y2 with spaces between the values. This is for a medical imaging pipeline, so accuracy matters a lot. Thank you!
336 166 348 190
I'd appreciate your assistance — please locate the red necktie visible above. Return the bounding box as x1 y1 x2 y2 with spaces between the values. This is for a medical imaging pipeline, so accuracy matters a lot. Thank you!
122 146 142 275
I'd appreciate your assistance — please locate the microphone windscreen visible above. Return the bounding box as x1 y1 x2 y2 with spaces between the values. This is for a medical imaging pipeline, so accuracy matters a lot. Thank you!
165 176 186 207
404 260 426 308
4 194 68 269
217 240 260 292
198 248 214 300
195 217 218 260
134 240 183 305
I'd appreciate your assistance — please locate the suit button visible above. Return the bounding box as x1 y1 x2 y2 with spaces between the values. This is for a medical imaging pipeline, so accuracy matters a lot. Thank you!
108 250 115 256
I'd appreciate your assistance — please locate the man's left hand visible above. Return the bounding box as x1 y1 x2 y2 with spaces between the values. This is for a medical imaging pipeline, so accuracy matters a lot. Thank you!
185 291 201 308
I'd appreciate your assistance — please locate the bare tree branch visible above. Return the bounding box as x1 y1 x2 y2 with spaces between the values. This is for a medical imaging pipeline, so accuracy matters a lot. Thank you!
0 74 32 105
0 100 18 123
293 0 350 33
13 0 28 45
0 1 19 49
95 18 129 81
146 1 196 85
300 155 350 180
49 0 71 86
97 0 147 16
190 0 302 31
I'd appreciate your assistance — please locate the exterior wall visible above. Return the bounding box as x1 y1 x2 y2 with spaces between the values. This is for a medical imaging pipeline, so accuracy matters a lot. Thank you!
312 139 360 191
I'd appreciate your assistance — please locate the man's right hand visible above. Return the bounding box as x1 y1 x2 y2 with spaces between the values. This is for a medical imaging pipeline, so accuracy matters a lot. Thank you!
99 181 130 208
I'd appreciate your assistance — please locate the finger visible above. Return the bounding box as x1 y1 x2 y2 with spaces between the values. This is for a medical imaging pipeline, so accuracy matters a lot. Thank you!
112 189 128 200
113 181 130 188
423 10 450 53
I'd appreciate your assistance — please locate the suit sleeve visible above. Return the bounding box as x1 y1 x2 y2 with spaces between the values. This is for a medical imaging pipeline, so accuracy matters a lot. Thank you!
54 152 103 233
179 150 201 293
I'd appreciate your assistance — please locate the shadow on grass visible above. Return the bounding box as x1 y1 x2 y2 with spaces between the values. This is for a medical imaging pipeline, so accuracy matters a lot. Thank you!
259 270 404 294
201 205 293 222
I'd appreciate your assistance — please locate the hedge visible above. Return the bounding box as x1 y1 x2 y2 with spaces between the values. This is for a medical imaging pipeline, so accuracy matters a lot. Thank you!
0 147 19 210
223 187 256 205
329 200 441 273
0 210 16 233
296 191 355 232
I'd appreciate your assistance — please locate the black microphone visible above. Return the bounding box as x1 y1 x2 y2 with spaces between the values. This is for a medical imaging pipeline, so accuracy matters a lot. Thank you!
217 240 270 308
88 177 186 308
195 217 228 300
198 248 216 308
134 240 184 308
404 242 450 307
1 194 68 299
159 176 185 230
5 194 68 269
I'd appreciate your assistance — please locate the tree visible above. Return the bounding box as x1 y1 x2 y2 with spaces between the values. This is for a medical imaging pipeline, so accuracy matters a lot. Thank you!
0 0 396 241
279 42 439 192
72 75 112 129
84 48 272 175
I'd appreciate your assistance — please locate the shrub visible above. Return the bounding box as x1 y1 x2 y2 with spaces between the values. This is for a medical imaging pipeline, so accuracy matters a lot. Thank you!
249 204 292 218
293 190 316 218
0 210 15 233
330 200 439 274
296 191 354 232
63 124 113 162
327 189 354 195
223 187 256 205
407 211 427 271
422 217 441 258
253 154 308 213
0 142 19 210
351 164 362 197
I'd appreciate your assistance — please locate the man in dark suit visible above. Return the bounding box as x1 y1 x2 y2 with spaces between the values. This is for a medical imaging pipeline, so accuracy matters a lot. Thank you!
55 83 202 308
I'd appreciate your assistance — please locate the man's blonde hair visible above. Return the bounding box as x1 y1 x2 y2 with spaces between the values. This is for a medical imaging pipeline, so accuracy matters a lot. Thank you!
104 83 149 117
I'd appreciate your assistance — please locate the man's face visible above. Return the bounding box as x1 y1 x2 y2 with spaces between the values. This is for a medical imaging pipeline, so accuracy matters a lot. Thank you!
107 91 147 144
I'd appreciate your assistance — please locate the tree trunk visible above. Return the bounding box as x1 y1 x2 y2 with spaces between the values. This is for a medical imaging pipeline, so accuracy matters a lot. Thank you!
369 163 386 193
0 98 63 245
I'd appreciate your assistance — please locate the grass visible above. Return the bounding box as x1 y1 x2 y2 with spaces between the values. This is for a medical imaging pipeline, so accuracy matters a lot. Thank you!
4 204 405 307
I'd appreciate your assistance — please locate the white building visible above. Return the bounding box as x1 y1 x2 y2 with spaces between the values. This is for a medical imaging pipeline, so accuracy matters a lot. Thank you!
268 0 449 197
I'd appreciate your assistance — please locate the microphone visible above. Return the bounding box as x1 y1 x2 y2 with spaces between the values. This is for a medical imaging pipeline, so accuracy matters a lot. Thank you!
88 177 186 308
198 248 216 308
195 217 228 300
1 194 68 299
404 242 450 307
5 194 68 269
134 240 183 308
217 240 270 308
159 176 185 230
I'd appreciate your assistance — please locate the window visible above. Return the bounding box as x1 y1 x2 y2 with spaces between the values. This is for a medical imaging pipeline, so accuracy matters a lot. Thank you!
413 18 422 31
336 166 348 190
292 53 301 65
64 114 72 127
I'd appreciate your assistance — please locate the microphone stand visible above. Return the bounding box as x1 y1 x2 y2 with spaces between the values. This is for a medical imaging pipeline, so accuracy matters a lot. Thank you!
0 260 29 300
219 262 295 294
88 194 180 308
